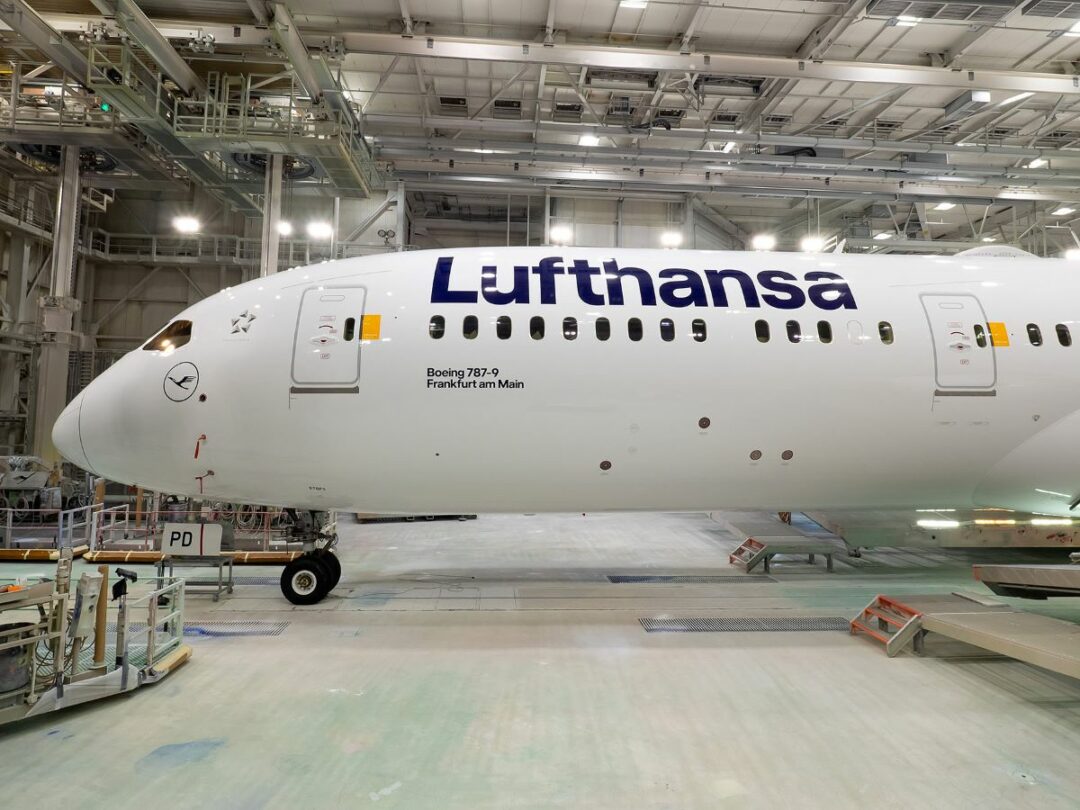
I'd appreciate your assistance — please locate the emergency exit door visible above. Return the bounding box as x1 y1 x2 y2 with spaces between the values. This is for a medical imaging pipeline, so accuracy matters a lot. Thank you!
920 293 996 394
291 287 366 390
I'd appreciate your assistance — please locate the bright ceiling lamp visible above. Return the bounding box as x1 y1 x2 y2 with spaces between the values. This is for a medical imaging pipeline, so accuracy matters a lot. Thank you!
917 519 960 529
306 221 333 239
800 235 825 252
1066 21 1080 37
751 233 776 251
660 230 683 248
1051 206 1075 217
1028 158 1047 169
277 221 293 236
999 91 1034 107
172 215 199 234
933 202 956 211
981 236 996 242
894 15 920 26
1065 248 1080 260
549 224 572 244
619 0 648 8
578 134 600 147
873 231 894 240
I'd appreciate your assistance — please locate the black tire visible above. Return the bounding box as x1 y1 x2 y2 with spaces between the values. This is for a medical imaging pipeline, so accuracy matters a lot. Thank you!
320 551 342 591
280 557 332 605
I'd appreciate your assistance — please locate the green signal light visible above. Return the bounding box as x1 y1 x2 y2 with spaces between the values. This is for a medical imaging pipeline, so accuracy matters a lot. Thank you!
100 102 111 112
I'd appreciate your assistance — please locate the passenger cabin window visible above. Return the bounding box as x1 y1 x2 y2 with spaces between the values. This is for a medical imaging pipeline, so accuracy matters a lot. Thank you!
878 321 894 345
496 316 512 340
660 318 675 342
817 321 832 344
628 318 643 342
428 316 444 339
563 317 578 340
1027 323 1043 346
530 316 545 340
143 320 192 352
973 323 987 348
692 319 707 342
1057 324 1072 347
596 317 611 341
755 320 770 343
786 320 801 344
463 315 478 339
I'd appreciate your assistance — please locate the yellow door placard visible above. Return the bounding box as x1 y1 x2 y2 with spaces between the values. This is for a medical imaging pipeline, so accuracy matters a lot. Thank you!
361 314 381 341
988 321 1009 347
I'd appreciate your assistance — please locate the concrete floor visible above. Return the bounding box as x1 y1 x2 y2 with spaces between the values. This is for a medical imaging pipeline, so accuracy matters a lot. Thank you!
3 512 1080 809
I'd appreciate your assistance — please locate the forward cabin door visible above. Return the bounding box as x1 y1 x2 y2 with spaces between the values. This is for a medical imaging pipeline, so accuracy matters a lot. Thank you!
291 286 367 392
920 293 996 395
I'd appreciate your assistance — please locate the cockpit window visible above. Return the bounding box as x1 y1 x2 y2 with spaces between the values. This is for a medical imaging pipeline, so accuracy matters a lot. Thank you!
143 320 192 352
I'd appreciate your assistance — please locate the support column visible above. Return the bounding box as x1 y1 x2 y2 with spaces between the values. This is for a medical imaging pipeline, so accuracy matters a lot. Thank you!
260 153 284 277
395 180 406 251
33 146 81 462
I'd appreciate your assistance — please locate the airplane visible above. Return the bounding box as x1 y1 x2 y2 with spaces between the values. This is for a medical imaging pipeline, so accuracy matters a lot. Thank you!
50 244 1080 604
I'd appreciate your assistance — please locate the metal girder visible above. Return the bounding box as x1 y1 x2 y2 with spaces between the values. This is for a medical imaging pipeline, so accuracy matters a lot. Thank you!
0 1 92 79
270 3 322 101
335 32 1080 95
91 0 206 96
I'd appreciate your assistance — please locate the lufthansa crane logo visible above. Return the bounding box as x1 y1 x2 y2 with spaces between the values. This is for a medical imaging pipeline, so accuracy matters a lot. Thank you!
164 361 200 402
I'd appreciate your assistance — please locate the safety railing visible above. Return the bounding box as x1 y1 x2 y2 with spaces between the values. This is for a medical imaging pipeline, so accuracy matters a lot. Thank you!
120 577 184 679
147 506 296 552
0 503 95 550
89 504 131 551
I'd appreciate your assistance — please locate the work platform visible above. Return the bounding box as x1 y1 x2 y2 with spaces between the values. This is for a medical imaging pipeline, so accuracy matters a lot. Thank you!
715 511 842 573
852 593 1080 680
973 562 1080 598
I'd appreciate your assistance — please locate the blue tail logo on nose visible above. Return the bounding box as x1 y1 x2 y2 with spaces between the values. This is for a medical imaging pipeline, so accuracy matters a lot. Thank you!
163 362 200 402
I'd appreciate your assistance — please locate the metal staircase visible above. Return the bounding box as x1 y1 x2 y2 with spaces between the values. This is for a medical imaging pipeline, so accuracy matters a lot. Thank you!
850 595 924 657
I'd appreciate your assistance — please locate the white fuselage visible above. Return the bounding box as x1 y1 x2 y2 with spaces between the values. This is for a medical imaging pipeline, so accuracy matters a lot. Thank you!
53 247 1080 517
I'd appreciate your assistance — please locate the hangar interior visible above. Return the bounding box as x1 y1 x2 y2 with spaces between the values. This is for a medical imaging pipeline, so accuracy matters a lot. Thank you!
1 0 1080 806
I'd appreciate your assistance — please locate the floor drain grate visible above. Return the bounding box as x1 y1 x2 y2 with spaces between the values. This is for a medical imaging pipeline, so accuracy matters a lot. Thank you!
640 616 849 633
184 621 290 638
608 575 775 584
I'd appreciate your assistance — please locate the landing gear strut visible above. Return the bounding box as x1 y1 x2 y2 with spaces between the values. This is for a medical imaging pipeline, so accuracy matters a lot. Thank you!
279 510 341 605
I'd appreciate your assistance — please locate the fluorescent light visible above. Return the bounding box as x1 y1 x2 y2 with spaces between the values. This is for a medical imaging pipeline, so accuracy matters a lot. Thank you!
1052 206 1075 216
1065 248 1080 260
619 0 648 7
721 141 737 153
915 508 957 512
172 215 199 234
800 235 825 252
549 224 573 244
1066 21 1080 37
306 221 333 239
873 231 894 241
660 230 683 248
933 202 956 211
981 236 996 242
1032 518 1073 526
971 90 991 103
578 134 600 147
974 519 1017 526
277 220 293 236
1027 158 1047 169
895 15 920 26
751 233 776 251
917 519 960 529
999 92 1034 107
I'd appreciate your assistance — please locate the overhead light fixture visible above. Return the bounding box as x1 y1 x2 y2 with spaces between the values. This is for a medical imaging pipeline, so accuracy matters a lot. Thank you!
933 202 956 211
981 236 996 242
578 134 600 147
800 235 825 252
1052 206 1075 216
172 215 200 234
873 232 894 241
277 221 293 236
1065 248 1080 260
917 519 960 529
999 91 1034 107
306 221 333 239
1066 21 1080 37
941 91 990 122
1028 158 1047 169
974 519 1017 526
619 0 648 8
751 233 776 251
895 15 920 26
1032 518 1073 526
549 224 573 244
660 230 683 248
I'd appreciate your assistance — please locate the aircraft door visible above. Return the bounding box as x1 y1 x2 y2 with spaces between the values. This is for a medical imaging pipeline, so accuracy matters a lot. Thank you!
291 286 367 390
920 293 996 394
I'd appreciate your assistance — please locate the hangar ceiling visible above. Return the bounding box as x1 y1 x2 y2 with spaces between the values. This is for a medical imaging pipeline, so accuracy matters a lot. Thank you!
4 0 1080 250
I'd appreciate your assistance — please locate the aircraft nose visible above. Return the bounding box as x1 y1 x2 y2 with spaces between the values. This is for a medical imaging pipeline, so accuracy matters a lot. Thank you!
52 391 92 472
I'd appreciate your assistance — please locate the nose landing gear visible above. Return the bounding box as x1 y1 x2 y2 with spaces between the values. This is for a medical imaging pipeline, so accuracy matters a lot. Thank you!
278 510 341 605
